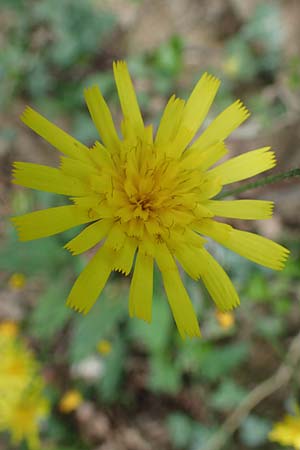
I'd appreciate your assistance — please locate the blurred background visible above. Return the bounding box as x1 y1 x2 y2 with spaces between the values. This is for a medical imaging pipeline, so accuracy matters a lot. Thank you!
0 0 300 449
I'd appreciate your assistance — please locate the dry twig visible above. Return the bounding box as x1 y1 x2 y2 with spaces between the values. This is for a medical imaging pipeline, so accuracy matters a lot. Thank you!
202 331 300 450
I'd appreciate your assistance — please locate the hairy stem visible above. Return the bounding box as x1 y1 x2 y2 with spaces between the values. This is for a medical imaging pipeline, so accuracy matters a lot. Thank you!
218 168 300 199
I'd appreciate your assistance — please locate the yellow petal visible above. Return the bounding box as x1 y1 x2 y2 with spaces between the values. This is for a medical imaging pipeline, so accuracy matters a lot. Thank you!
113 237 137 275
175 245 206 280
170 73 220 157
174 236 238 313
198 248 240 311
196 219 289 270
129 249 153 323
120 117 137 142
208 147 276 184
205 199 274 220
197 175 223 201
182 73 220 132
88 141 114 171
66 245 114 313
60 156 98 179
155 95 185 145
143 124 154 145
64 219 113 255
155 244 201 338
71 197 113 219
105 224 126 251
71 195 104 208
20 107 91 162
12 162 89 196
181 142 228 171
191 99 250 151
89 174 115 196
113 61 144 136
12 205 95 241
225 229 289 270
194 218 232 241
84 85 119 150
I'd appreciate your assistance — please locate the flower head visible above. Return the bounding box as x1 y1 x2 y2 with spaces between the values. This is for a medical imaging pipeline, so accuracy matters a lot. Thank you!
0 334 48 449
8 272 26 290
0 335 37 398
59 389 83 413
215 310 235 329
97 339 112 355
1 381 48 450
0 321 19 339
269 415 300 449
12 61 289 338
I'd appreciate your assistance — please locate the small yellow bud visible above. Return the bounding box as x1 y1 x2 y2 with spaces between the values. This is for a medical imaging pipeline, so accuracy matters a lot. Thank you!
223 56 240 78
8 273 26 290
97 339 112 356
215 310 235 329
0 321 19 338
59 390 82 413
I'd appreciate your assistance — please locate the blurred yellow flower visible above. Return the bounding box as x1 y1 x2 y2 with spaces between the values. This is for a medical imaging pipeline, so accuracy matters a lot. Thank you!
0 338 36 395
0 333 48 449
215 310 235 329
223 56 240 78
1 382 48 450
8 272 26 290
97 339 112 355
59 389 83 413
12 61 289 338
269 415 300 449
0 321 19 338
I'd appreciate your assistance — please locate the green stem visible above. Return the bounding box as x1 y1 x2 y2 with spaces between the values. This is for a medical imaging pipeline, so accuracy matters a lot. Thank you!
217 168 300 199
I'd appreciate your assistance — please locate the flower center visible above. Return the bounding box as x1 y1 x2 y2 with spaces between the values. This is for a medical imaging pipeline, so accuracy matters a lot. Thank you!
92 140 217 245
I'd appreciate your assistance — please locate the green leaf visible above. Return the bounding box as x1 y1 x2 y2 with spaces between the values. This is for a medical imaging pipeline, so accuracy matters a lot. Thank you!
128 294 172 353
191 425 217 450
69 286 127 363
0 232 73 276
224 38 258 81
167 412 193 448
199 342 250 381
176 340 207 373
246 273 271 302
239 415 272 447
30 280 73 341
148 353 181 394
242 3 281 50
167 412 217 450
153 35 184 77
210 379 247 412
98 338 126 403
255 316 284 339
272 297 292 315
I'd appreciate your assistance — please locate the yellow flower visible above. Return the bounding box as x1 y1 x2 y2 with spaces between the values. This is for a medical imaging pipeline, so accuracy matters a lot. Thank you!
59 389 83 413
215 310 235 329
269 415 300 449
97 339 112 355
1 381 49 450
0 335 48 449
0 321 19 338
8 272 26 290
223 56 240 78
0 338 37 397
12 61 289 338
